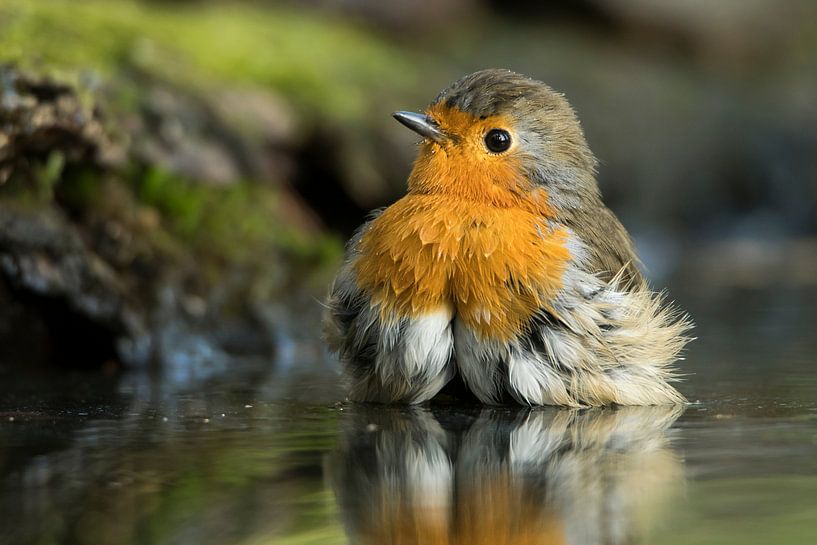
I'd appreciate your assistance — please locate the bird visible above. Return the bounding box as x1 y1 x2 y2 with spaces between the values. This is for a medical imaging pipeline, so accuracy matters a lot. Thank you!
323 69 691 407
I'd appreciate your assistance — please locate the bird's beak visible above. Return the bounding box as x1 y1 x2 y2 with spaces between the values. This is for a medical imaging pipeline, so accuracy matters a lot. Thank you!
392 111 448 144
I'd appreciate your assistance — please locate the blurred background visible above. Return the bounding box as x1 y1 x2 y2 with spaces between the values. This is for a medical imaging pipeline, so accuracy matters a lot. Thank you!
1 0 816 374
2 2 817 545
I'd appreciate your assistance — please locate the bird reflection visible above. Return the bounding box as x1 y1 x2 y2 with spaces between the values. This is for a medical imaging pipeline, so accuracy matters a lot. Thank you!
329 405 683 545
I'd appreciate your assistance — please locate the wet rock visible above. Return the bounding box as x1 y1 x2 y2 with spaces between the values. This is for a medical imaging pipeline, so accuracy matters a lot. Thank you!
0 66 321 373
127 82 304 189
0 196 283 370
211 88 298 147
209 87 300 184
0 208 123 317
134 86 242 185
0 68 124 185
0 204 143 366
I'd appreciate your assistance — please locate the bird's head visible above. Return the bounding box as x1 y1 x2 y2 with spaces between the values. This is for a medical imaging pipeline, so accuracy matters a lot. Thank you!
394 69 600 212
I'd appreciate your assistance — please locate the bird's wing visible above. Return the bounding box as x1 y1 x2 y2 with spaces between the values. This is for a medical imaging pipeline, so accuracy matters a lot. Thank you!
321 211 384 358
556 203 643 287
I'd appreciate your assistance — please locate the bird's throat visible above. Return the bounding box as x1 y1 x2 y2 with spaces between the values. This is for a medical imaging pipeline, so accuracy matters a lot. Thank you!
407 140 531 208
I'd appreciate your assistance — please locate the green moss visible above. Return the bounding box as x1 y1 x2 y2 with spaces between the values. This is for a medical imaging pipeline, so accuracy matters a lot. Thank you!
134 167 335 267
0 150 65 203
0 0 420 122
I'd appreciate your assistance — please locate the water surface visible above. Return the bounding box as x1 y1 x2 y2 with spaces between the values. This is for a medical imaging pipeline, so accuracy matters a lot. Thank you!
1 287 816 545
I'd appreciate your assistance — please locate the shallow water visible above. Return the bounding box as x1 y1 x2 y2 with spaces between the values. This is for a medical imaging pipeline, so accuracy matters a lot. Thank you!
1 287 817 545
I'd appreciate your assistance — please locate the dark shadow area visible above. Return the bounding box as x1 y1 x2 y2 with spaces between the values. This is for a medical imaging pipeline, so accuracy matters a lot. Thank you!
0 278 119 369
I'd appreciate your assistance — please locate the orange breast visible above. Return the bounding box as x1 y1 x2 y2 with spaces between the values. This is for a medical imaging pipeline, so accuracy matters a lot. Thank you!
354 194 570 341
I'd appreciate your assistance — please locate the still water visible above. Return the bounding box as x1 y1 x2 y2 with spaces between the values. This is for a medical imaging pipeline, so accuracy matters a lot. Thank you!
1 287 817 545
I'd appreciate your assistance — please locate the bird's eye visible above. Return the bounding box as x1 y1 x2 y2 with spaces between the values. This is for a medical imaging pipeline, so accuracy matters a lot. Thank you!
484 129 512 153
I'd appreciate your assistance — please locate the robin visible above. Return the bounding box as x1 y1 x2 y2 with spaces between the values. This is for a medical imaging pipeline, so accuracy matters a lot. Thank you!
323 69 691 406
